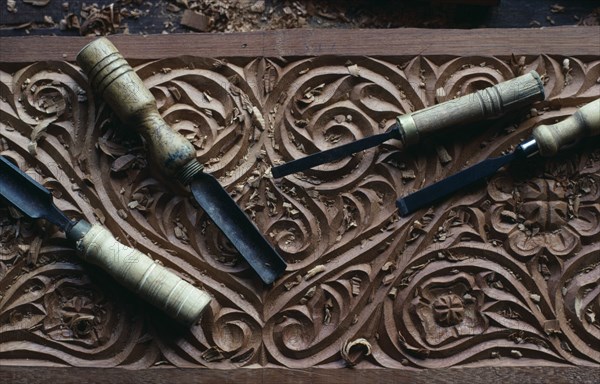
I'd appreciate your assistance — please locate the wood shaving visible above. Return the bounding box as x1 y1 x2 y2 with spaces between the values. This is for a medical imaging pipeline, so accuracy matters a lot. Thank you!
435 145 452 165
110 154 137 172
28 117 58 155
299 286 316 304
323 298 333 325
7 0 16 13
201 346 226 362
23 0 50 6
346 64 360 77
350 276 361 296
181 10 210 32
304 264 326 280
341 338 372 367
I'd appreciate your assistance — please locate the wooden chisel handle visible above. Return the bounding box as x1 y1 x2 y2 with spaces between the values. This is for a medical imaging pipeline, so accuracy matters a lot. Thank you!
533 99 600 156
76 37 203 185
396 71 545 146
72 221 211 325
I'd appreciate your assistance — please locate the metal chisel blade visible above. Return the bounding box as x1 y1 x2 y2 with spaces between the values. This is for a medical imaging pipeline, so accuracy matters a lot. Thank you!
397 150 521 217
272 125 401 178
190 172 287 284
0 156 72 231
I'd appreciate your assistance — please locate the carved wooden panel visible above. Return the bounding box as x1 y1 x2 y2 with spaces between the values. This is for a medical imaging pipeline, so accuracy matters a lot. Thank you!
0 34 599 371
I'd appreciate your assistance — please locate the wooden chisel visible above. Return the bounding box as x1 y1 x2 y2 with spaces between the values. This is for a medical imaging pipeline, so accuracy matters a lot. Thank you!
76 38 287 284
397 98 600 216
271 71 545 178
0 155 211 325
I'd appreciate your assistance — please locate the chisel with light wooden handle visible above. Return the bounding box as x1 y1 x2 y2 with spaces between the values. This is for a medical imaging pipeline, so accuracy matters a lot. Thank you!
0 155 211 325
271 71 546 178
76 37 287 284
397 98 600 216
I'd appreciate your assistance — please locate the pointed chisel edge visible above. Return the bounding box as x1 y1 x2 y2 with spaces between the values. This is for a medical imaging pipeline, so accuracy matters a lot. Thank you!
191 172 287 284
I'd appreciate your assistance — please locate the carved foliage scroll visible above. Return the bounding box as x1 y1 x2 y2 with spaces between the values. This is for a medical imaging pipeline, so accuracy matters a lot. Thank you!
0 54 599 368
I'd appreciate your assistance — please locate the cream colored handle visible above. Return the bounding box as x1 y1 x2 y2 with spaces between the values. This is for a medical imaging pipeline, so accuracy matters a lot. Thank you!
76 37 202 185
76 224 211 325
533 99 600 157
396 71 545 146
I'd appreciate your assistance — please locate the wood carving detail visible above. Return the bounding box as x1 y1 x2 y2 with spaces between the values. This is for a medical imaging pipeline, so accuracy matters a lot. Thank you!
0 54 599 369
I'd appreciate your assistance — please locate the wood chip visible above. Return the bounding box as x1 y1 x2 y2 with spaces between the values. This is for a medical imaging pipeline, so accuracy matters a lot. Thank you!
435 145 452 165
543 319 561 335
305 265 326 280
400 170 416 181
284 275 302 290
381 261 395 272
201 346 225 362
323 298 333 325
341 338 372 367
28 117 57 155
27 237 43 266
350 276 361 296
23 0 50 6
530 293 541 303
347 64 360 77
299 286 316 304
97 137 128 157
249 1 265 13
110 154 137 172
382 274 395 286
7 0 16 13
435 87 446 103
181 10 210 32
388 287 398 299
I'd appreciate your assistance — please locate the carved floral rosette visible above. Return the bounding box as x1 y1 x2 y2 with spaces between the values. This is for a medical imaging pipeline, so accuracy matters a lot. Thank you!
0 53 599 368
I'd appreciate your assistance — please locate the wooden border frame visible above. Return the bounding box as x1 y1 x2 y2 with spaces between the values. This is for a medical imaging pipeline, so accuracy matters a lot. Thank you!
0 27 599 382
0 27 598 63
1 366 600 384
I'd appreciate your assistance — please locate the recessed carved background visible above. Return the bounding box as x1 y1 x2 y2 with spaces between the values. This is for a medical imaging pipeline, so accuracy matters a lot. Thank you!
0 54 599 368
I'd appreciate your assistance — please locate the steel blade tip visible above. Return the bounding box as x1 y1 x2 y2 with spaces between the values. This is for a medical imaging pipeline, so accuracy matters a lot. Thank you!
396 198 411 217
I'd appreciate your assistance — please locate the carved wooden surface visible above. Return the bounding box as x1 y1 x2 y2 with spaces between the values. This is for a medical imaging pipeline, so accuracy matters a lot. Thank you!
0 30 599 373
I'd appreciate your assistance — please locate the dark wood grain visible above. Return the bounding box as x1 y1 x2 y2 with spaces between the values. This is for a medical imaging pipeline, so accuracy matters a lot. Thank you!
1 366 599 384
1 28 599 382
0 27 599 64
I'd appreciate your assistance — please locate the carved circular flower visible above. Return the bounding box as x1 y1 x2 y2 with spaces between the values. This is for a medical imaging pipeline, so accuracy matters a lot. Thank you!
432 293 465 327
488 170 600 258
412 273 487 346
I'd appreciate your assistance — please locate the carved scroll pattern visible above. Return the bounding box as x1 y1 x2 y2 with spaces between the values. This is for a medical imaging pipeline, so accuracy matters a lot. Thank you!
0 55 598 368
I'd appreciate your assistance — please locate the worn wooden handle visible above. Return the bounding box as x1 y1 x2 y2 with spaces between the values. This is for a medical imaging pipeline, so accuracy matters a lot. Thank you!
76 37 202 184
533 99 600 156
76 224 211 325
396 71 545 146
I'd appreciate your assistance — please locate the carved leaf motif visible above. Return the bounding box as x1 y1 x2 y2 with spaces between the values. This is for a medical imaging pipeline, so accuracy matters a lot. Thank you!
0 54 598 368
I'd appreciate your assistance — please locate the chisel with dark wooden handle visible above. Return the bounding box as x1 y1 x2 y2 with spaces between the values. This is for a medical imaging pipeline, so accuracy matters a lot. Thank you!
0 155 211 325
271 71 545 178
397 98 600 216
76 37 287 284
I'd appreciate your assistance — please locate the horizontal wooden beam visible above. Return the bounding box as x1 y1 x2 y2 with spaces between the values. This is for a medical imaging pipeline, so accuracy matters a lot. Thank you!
0 27 598 63
1 366 599 384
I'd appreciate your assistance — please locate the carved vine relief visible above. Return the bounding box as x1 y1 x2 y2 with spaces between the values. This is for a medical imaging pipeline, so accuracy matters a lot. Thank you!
0 54 598 368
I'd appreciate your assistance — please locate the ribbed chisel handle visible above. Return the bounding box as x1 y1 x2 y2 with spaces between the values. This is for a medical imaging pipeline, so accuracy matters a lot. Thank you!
397 71 545 146
75 222 211 325
533 99 600 156
76 37 202 185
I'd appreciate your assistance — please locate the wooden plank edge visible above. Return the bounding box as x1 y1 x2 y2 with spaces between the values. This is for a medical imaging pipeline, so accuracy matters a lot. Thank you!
1 366 599 384
0 27 598 64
